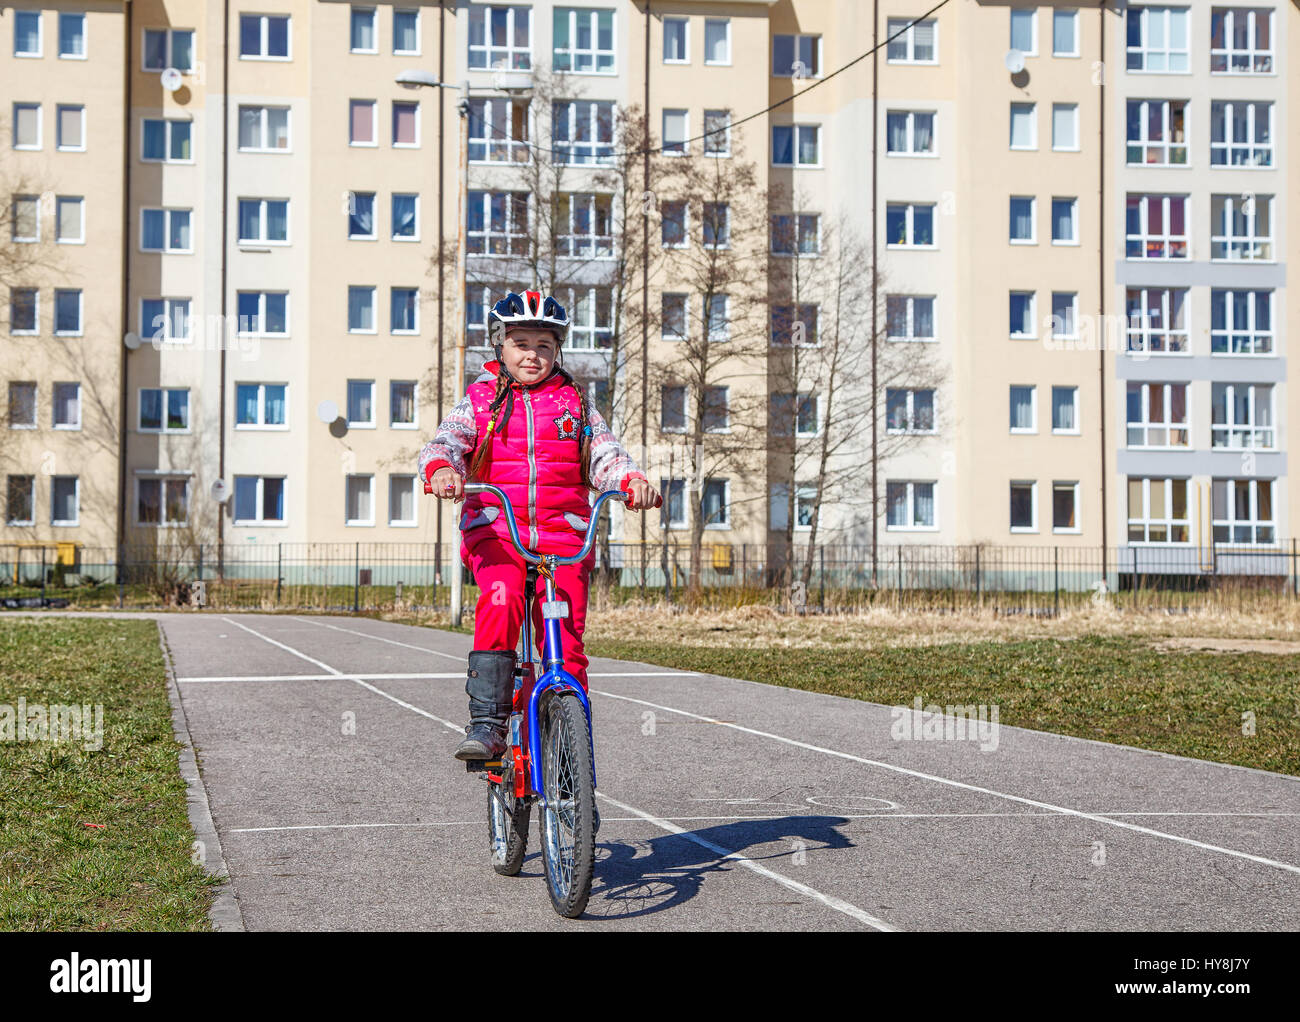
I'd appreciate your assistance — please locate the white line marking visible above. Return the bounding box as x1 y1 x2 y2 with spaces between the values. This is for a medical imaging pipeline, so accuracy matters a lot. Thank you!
291 616 466 661
591 690 1300 878
594 791 898 931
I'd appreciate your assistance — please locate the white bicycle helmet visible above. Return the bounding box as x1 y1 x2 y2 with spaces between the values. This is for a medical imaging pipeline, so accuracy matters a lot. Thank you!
488 290 571 345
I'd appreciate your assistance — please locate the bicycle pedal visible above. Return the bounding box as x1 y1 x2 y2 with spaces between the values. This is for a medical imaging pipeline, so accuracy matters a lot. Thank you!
464 759 503 773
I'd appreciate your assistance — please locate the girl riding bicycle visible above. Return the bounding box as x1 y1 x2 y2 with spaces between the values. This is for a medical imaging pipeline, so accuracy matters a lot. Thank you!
419 289 659 761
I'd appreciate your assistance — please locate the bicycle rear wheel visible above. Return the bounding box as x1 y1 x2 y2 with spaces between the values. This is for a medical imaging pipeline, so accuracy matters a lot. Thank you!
487 772 530 877
538 693 596 918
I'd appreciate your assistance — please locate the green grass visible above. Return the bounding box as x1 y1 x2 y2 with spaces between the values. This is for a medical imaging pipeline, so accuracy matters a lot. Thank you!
584 635 1300 776
0 618 217 930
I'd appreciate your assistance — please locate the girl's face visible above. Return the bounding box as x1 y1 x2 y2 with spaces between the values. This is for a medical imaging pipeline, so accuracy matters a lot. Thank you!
500 327 559 385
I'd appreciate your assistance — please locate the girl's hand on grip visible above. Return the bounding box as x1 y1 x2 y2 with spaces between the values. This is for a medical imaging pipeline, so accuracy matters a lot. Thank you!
430 467 465 503
624 478 660 512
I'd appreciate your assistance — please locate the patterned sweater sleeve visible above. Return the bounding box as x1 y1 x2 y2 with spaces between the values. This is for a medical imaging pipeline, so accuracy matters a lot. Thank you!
417 392 478 482
586 406 647 492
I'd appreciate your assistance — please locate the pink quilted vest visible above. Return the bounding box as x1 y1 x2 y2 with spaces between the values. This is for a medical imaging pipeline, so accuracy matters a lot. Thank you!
460 360 593 556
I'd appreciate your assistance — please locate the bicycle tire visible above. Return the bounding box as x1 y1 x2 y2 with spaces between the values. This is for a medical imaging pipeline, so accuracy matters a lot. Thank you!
487 775 530 877
538 693 596 918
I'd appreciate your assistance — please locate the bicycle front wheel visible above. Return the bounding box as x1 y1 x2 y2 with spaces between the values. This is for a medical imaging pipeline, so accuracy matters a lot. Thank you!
538 693 596 918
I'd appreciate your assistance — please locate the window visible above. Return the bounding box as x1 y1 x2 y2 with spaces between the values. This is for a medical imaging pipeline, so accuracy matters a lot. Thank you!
234 476 285 524
141 208 192 252
54 289 82 335
554 100 613 165
12 196 39 242
886 203 935 247
886 111 934 155
56 105 84 150
394 10 419 54
663 16 688 63
1212 383 1273 448
886 295 935 341
1010 481 1037 532
661 293 687 339
240 14 289 58
1053 9 1079 56
1213 479 1273 544
235 383 287 428
143 28 194 72
553 7 614 73
350 7 377 52
886 481 936 530
237 291 288 336
51 476 78 526
1010 9 1037 54
660 478 686 527
1126 382 1188 447
771 483 818 531
142 118 193 162
703 110 730 156
558 286 612 349
702 203 729 248
8 383 36 428
388 475 417 526
1127 6 1189 72
704 19 730 64
770 392 817 437
1050 292 1077 339
1126 99 1187 165
1127 477 1189 543
468 97 529 162
348 286 377 333
137 476 190 526
1009 385 1037 433
348 192 375 239
1211 194 1271 260
886 19 935 63
1009 196 1036 243
1210 7 1272 73
6 476 35 526
771 124 820 166
1211 289 1271 355
1010 103 1036 149
704 387 729 432
52 382 80 429
1051 197 1078 244
467 4 531 70
239 105 290 150
467 191 529 255
1051 386 1079 433
13 103 41 149
1210 101 1273 167
1052 482 1079 532
347 380 375 427
139 388 189 432
660 200 687 247
1051 103 1078 150
774 33 822 75
1009 291 1036 338
238 198 289 245
702 479 729 527
557 193 612 257
392 101 418 147
771 304 819 346
465 283 510 346
771 214 819 255
15 11 41 56
1125 194 1187 259
391 287 418 334
55 196 84 243
661 385 686 432
886 388 935 433
1126 287 1188 354
662 109 688 156
350 100 376 146
705 294 728 341
142 298 192 343
10 288 38 334
390 381 417 428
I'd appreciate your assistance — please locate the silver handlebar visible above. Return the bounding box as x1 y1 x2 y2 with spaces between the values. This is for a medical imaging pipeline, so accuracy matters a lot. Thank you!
463 482 628 566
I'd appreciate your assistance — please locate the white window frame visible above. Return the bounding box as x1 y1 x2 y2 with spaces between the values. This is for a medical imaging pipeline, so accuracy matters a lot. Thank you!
1126 382 1189 448
53 288 83 337
1051 385 1080 435
390 286 419 335
347 379 377 428
1051 102 1079 151
1051 196 1078 245
773 32 823 76
1051 481 1081 534
466 190 530 256
661 477 687 529
705 293 729 342
349 99 378 147
14 10 42 58
702 202 730 250
770 213 820 257
885 202 936 249
137 387 190 434
703 18 731 66
1210 101 1273 168
1009 480 1038 533
141 297 192 344
1009 102 1037 150
56 104 85 151
10 288 39 335
660 384 688 434
553 6 616 75
1210 289 1272 356
12 195 40 243
885 20 936 66
391 193 420 242
1125 287 1189 355
1127 476 1191 545
885 295 936 342
1126 6 1191 74
1009 195 1036 244
348 286 378 334
233 475 287 526
557 192 613 258
350 6 378 54
134 474 192 528
662 15 688 64
1009 290 1037 339
1125 194 1189 260
702 477 731 530
703 109 730 157
52 381 81 430
553 99 613 165
559 286 612 349
6 475 36 526
1126 98 1188 166
703 385 730 433
140 208 192 253
1211 382 1274 449
390 380 418 429
234 382 289 430
13 102 42 150
885 110 936 157
468 97 530 163
662 108 688 156
1052 9 1079 57
8 382 37 429
388 474 418 527
237 198 290 246
771 303 820 347
1212 478 1275 545
394 9 421 55
885 480 938 532
1049 291 1078 339
55 196 84 244
661 292 688 339
392 100 420 148
660 199 688 249
1210 7 1273 74
50 475 80 527
236 291 290 337
771 123 821 167
239 13 292 61
769 391 818 437
1211 193 1272 261
1009 385 1038 434
1010 8 1038 56
467 4 533 71
348 191 377 240
141 117 194 164
141 28 195 73
239 105 291 152
885 388 936 435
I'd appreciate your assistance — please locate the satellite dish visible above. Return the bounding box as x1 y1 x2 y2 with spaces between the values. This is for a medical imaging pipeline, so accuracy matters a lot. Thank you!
160 67 182 92
210 479 230 503
316 399 339 423
1004 49 1026 74
123 331 141 350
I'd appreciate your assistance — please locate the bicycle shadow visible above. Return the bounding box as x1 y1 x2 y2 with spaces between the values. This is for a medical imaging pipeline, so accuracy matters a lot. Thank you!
575 814 857 920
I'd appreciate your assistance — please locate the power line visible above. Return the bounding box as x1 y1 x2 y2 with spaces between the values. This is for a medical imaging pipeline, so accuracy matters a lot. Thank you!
462 0 954 162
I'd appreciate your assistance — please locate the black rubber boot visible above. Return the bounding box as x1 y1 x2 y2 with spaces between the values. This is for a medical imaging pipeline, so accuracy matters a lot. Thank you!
453 649 517 761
